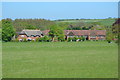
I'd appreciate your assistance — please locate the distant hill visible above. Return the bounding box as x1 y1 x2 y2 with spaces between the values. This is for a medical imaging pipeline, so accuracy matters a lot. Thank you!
55 18 116 26
54 18 116 30
1 18 117 32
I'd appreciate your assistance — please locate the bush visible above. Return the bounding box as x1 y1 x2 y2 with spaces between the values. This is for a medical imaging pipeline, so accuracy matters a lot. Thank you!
23 39 27 42
16 39 19 42
36 38 40 42
106 36 112 43
44 36 51 42
39 36 51 42
31 39 35 42
81 36 85 41
115 40 120 45
39 37 44 42
72 37 78 42
106 37 112 43
58 36 65 42
11 38 19 42
68 37 72 42
79 36 85 41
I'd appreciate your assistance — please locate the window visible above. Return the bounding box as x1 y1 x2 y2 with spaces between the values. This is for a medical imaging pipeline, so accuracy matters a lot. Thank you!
83 35 87 38
90 36 96 38
98 35 105 38
99 38 105 40
27 38 32 41
36 35 40 37
21 35 25 37
68 36 74 38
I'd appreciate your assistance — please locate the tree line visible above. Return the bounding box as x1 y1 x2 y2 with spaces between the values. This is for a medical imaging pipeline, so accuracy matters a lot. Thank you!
1 18 119 42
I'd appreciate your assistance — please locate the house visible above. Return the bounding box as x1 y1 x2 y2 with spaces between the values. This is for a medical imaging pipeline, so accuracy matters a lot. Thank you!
17 29 43 41
41 30 106 40
64 30 106 40
17 29 106 41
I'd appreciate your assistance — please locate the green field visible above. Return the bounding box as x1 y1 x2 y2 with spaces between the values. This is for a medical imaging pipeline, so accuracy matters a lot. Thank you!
2 41 118 78
55 19 116 26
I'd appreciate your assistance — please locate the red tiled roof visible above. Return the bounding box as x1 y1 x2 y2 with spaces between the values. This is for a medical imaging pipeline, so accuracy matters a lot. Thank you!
41 30 50 35
42 30 106 36
64 30 106 36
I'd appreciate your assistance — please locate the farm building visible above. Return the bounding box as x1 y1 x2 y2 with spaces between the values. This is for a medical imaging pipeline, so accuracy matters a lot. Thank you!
17 29 106 41
42 30 106 40
17 29 43 41
64 30 106 40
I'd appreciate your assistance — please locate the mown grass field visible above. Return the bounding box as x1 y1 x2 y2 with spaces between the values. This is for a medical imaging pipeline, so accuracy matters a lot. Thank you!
2 41 118 78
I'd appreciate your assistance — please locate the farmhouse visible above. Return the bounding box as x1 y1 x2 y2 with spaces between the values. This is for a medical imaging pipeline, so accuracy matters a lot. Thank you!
17 29 106 41
17 29 43 41
42 30 106 40
64 30 106 40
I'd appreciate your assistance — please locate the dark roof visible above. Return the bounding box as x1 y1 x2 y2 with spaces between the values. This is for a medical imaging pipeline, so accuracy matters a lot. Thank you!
20 30 43 36
42 30 106 36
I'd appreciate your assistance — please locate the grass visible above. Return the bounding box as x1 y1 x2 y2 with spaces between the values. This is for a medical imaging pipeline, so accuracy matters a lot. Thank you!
2 41 118 78
55 19 116 26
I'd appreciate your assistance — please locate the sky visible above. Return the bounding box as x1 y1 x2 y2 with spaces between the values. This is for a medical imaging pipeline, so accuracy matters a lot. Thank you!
2 2 118 20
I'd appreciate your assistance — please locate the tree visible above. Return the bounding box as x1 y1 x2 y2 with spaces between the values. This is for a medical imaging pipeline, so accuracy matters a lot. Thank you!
0 29 1 41
112 19 120 37
49 24 64 41
82 27 89 30
112 18 120 44
43 36 51 42
2 19 15 42
26 24 36 29
39 37 44 42
67 25 74 30
58 35 65 42
106 31 114 43
13 18 55 32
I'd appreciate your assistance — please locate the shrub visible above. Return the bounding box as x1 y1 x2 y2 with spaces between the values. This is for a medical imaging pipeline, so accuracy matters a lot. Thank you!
106 32 114 43
31 39 35 42
11 38 19 42
106 36 112 43
81 36 85 41
39 37 44 42
58 36 65 42
72 37 78 42
48 37 52 42
23 39 27 42
39 36 51 42
79 37 82 41
44 36 51 42
36 38 40 42
96 40 98 41
79 36 85 41
68 37 72 42
107 40 112 43
16 39 19 42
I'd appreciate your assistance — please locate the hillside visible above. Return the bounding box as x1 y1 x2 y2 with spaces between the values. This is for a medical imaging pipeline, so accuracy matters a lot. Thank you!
55 18 116 26
54 18 116 30
1 18 117 32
